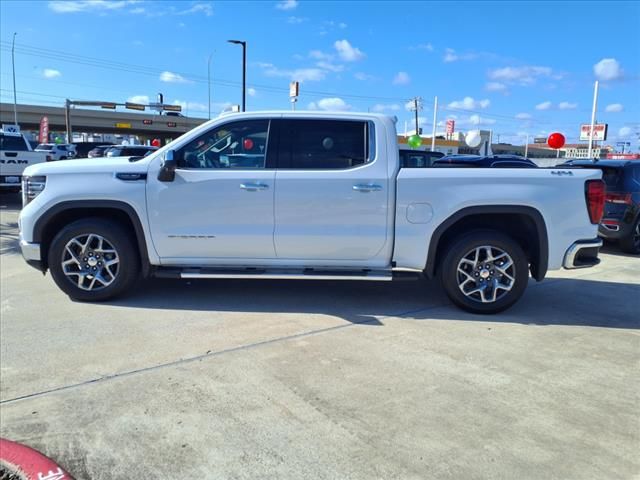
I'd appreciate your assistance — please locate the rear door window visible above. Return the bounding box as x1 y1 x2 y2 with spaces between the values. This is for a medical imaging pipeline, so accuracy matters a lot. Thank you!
276 119 370 169
1 134 28 151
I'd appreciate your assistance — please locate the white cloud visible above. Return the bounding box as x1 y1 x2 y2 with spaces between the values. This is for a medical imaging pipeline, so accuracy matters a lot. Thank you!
308 97 351 111
488 65 553 85
393 71 411 85
130 6 144 14
593 58 623 81
178 22 185 27
287 16 306 24
308 50 332 60
618 127 633 138
179 2 213 16
128 95 149 104
160 71 190 83
316 61 344 72
515 113 532 120
413 43 434 51
558 101 577 110
443 48 477 63
485 82 507 93
535 101 552 110
339 22 347 28
248 88 257 97
372 103 401 112
276 0 298 10
606 103 624 113
354 72 374 81
259 63 326 82
447 97 490 110
455 114 496 127
172 100 208 112
334 39 365 62
48 0 139 13
42 68 61 79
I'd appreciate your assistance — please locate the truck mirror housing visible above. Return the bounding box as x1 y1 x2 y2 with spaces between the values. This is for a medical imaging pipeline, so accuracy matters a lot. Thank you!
158 150 177 182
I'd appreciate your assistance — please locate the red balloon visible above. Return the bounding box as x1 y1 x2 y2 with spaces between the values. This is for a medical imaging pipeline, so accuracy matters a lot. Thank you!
151 138 161 147
243 138 254 150
547 132 565 149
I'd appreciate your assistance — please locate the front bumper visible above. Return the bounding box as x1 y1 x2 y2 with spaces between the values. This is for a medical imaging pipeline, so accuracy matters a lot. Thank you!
563 238 602 269
20 240 45 272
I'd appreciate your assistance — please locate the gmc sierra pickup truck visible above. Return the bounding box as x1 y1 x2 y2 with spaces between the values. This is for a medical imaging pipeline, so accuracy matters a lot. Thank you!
18 112 605 313
1 130 49 190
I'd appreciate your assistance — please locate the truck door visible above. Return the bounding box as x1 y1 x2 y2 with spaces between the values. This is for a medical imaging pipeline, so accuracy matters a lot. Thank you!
145 119 277 263
272 118 390 262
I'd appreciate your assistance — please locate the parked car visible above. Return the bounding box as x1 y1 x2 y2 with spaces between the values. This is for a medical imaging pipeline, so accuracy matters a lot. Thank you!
433 154 538 168
1 130 49 191
18 112 604 314
105 145 158 157
87 145 115 158
35 143 77 161
399 149 444 168
74 142 114 159
162 111 184 117
564 159 639 254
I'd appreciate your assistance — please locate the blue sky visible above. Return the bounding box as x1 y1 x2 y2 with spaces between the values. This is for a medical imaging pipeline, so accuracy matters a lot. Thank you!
0 0 638 146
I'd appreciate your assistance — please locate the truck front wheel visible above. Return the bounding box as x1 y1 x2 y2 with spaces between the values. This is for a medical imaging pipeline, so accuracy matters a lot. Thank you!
48 218 140 301
439 230 529 314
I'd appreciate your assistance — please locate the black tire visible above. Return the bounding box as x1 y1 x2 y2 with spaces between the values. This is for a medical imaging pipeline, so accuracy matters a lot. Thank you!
619 218 640 255
48 218 140 301
439 230 529 314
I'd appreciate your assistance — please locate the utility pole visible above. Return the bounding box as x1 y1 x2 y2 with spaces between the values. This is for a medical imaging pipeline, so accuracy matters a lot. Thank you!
408 96 423 135
65 99 72 143
587 80 599 159
431 95 438 151
11 32 18 125
524 134 529 158
227 40 247 112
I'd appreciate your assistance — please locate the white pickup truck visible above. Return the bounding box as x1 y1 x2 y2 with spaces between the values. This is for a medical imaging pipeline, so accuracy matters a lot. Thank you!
18 112 605 313
1 130 50 190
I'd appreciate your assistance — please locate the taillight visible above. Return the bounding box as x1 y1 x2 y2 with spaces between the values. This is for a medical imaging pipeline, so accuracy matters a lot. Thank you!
585 180 605 225
605 193 632 204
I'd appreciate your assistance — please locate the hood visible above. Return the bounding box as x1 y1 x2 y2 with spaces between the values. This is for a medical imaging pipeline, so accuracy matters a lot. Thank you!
23 156 151 177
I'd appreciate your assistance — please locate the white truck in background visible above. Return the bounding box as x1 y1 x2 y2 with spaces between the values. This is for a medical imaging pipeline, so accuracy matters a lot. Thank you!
1 130 50 190
18 112 605 314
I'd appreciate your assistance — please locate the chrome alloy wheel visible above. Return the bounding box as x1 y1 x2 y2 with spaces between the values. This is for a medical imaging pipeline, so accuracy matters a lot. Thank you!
61 234 120 291
456 246 516 303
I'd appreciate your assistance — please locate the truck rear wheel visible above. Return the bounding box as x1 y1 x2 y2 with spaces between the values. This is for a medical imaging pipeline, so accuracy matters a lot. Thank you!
439 230 529 314
48 218 139 301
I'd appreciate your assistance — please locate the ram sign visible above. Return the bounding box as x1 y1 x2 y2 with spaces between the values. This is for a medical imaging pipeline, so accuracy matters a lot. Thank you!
579 124 608 141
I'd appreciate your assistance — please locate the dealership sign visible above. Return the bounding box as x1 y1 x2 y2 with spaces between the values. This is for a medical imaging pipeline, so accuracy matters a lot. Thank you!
446 119 455 135
579 124 608 141
38 117 49 143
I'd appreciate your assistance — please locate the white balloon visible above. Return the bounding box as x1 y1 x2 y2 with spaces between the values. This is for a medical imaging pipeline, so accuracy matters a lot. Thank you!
465 130 482 148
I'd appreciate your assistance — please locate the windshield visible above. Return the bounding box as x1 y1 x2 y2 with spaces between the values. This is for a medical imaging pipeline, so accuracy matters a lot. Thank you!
36 144 54 150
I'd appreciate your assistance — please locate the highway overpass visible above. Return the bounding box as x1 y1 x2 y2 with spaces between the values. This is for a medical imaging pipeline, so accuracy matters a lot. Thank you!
0 102 207 139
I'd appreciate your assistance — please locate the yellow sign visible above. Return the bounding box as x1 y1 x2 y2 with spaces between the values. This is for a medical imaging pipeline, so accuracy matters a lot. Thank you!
115 123 132 129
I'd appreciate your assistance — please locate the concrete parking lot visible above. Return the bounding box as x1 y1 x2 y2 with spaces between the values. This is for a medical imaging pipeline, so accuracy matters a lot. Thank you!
1 192 639 480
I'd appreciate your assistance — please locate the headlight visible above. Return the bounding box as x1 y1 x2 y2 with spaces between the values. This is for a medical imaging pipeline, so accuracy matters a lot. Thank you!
22 175 46 207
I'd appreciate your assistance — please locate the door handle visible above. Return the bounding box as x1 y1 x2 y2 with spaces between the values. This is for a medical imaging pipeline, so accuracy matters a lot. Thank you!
240 183 269 191
352 183 382 192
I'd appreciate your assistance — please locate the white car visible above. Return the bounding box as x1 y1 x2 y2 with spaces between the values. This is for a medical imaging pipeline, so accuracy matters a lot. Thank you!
1 131 49 190
35 143 77 161
18 112 604 313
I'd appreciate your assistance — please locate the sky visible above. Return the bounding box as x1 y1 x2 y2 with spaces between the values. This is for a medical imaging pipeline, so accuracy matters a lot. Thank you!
0 0 638 147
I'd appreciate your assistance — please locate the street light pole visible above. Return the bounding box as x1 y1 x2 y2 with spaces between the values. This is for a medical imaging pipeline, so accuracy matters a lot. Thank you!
207 53 213 119
11 32 18 125
227 40 247 112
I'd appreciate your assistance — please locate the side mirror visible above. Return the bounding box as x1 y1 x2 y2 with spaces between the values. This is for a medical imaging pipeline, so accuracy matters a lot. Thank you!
158 150 177 182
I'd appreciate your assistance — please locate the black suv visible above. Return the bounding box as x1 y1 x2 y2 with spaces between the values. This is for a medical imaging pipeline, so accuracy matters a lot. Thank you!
566 160 640 254
433 154 538 168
